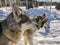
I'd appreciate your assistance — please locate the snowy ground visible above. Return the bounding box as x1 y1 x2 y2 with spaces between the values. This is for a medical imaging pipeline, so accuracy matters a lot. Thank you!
0 6 60 45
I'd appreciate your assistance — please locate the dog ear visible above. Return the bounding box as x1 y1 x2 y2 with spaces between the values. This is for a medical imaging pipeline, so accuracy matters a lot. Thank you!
42 14 47 22
12 5 22 16
42 14 46 18
43 14 46 16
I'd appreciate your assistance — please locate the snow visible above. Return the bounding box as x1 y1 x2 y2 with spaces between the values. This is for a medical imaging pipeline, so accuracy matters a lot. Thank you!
0 6 60 45
0 7 12 20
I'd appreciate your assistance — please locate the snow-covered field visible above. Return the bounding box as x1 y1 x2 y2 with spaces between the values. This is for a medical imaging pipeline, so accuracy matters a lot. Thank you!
0 6 60 45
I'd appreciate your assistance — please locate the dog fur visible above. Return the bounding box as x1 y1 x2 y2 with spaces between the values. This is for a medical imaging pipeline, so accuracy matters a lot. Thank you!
0 5 49 45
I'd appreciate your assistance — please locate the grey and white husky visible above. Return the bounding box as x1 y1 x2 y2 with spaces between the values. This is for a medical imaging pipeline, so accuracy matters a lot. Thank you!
0 5 50 45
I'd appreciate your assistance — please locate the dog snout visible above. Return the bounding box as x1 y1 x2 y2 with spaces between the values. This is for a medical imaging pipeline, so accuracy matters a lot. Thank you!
48 26 50 28
36 24 38 27
44 26 50 29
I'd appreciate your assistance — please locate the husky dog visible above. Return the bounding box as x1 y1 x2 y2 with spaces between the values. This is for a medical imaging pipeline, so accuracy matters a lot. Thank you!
0 5 50 45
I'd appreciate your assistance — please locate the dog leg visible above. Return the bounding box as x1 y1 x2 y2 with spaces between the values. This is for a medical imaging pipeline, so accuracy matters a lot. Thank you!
11 43 16 45
8 31 22 45
24 30 33 45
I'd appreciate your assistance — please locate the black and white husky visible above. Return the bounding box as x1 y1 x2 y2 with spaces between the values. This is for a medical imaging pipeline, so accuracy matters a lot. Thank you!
0 5 50 45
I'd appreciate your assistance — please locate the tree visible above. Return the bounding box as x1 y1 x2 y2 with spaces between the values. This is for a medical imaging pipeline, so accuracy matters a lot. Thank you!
26 0 38 9
55 3 60 10
0 0 2 7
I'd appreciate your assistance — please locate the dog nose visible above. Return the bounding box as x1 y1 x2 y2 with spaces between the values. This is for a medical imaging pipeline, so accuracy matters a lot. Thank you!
36 24 38 27
44 26 50 29
48 26 50 28
35 24 39 29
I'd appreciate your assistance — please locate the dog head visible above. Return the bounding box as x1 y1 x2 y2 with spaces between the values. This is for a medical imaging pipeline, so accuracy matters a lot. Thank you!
40 14 50 29
32 14 50 29
12 5 31 24
12 5 24 23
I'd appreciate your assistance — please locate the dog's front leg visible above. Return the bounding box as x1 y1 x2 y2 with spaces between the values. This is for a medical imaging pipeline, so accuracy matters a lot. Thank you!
11 43 16 45
24 30 33 45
